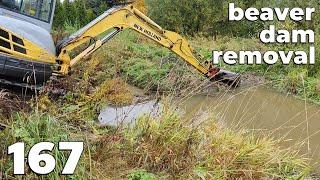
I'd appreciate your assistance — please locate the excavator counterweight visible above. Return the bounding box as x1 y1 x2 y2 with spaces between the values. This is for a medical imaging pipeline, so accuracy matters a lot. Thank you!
0 0 240 88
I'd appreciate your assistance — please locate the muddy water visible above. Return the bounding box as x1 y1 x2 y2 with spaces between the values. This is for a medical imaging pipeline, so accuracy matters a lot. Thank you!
98 100 162 126
99 86 320 170
179 86 320 169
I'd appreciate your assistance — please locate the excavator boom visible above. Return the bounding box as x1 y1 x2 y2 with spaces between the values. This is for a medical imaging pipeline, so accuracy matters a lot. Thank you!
56 5 240 86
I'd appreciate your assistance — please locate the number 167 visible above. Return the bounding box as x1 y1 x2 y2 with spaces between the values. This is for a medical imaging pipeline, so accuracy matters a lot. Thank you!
8 142 83 175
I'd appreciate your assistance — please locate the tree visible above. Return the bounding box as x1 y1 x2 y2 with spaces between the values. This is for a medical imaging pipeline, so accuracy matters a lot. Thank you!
53 0 65 29
147 0 266 37
63 0 77 25
74 0 87 26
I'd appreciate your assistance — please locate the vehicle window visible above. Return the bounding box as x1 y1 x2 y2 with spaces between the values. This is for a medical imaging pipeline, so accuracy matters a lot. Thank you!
0 28 11 50
38 0 52 22
0 28 10 39
0 0 53 22
0 0 21 11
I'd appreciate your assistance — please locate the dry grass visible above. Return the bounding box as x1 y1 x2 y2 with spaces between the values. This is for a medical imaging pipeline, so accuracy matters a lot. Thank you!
92 78 133 106
0 90 23 119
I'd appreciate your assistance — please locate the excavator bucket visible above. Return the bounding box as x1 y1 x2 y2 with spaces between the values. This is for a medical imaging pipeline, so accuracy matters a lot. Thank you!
211 69 241 87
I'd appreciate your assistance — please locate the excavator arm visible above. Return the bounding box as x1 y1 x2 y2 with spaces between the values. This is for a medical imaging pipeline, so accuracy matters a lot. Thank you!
56 5 240 86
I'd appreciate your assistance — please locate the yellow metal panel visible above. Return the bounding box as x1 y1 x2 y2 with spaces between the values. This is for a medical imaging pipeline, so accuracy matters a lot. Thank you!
0 26 56 64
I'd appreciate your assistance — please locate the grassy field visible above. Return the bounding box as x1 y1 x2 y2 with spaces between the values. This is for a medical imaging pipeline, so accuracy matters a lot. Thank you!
0 30 315 179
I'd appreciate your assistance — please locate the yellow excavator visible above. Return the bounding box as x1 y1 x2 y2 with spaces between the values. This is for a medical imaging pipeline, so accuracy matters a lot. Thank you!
0 0 240 89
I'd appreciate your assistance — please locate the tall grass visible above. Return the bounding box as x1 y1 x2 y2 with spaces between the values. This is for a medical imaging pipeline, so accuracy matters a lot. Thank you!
93 104 311 179
0 112 91 179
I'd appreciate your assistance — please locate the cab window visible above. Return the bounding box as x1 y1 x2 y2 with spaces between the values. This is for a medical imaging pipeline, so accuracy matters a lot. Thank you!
0 0 54 22
0 0 21 11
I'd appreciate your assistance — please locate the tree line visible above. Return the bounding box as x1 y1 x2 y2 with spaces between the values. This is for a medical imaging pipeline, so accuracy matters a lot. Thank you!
53 0 146 29
53 0 319 38
53 0 108 29
147 0 319 38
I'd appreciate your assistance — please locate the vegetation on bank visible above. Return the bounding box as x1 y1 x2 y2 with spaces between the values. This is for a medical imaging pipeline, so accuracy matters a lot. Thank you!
0 30 315 178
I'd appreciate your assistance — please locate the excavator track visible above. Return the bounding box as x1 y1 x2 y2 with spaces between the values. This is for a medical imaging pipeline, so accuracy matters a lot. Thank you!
0 53 52 90
0 77 42 91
